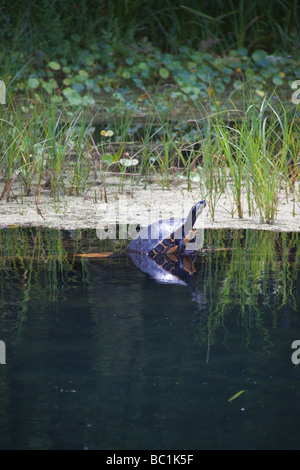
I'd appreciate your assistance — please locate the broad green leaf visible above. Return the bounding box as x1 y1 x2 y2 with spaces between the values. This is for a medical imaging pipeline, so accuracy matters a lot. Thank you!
62 66 71 74
122 71 131 79
72 83 84 93
41 78 58 94
119 157 139 167
62 78 71 86
86 56 95 66
100 130 114 137
48 61 61 71
272 76 283 86
73 72 89 83
28 77 39 89
251 50 268 62
62 87 82 105
101 153 114 165
255 89 266 97
159 67 170 79
78 69 89 77
51 95 63 103
81 95 95 106
138 62 149 70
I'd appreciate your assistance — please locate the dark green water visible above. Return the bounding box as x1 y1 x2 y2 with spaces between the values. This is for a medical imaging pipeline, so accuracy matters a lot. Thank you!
0 228 299 450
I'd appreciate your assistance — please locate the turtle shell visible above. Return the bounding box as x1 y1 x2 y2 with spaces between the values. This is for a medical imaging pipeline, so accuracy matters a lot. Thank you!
127 217 185 255
126 199 206 255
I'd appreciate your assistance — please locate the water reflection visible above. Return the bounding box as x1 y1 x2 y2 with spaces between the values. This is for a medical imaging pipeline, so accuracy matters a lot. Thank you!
0 228 299 449
128 252 196 285
128 251 207 309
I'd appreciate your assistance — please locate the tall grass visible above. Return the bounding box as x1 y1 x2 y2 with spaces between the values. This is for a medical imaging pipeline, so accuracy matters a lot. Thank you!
196 92 299 223
0 88 298 223
0 96 95 201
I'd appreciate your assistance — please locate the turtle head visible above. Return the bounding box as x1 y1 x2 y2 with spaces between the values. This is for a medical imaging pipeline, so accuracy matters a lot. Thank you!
195 199 206 214
184 200 206 235
192 200 206 222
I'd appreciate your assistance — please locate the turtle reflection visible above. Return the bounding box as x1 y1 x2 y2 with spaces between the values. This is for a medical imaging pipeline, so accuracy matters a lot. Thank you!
128 251 206 307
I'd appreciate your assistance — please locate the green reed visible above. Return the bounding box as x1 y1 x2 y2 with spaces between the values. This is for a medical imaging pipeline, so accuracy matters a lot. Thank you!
0 86 298 224
243 95 298 223
199 91 299 224
0 95 96 201
194 230 299 351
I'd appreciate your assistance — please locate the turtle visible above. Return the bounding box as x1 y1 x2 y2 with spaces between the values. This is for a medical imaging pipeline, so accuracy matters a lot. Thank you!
128 251 196 285
126 199 206 256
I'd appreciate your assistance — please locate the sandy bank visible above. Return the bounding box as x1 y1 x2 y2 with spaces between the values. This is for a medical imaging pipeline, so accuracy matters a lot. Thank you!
0 180 299 233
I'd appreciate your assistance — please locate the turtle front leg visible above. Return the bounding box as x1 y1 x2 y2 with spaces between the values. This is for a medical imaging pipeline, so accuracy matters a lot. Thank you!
178 230 196 254
184 229 196 245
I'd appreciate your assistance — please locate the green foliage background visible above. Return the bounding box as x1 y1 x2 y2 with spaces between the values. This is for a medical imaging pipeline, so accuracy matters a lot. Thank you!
1 0 299 54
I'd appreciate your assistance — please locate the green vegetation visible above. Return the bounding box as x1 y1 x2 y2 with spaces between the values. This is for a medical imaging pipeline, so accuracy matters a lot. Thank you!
0 228 298 347
0 1 299 223
194 229 300 350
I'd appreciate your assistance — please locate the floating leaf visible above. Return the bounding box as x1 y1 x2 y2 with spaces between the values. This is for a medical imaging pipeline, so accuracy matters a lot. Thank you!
48 61 61 71
228 390 247 402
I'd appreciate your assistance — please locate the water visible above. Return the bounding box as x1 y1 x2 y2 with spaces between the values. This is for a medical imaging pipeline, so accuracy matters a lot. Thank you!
0 228 299 450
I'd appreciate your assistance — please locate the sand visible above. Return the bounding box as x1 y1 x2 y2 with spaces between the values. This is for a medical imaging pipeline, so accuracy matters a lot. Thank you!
0 179 299 233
